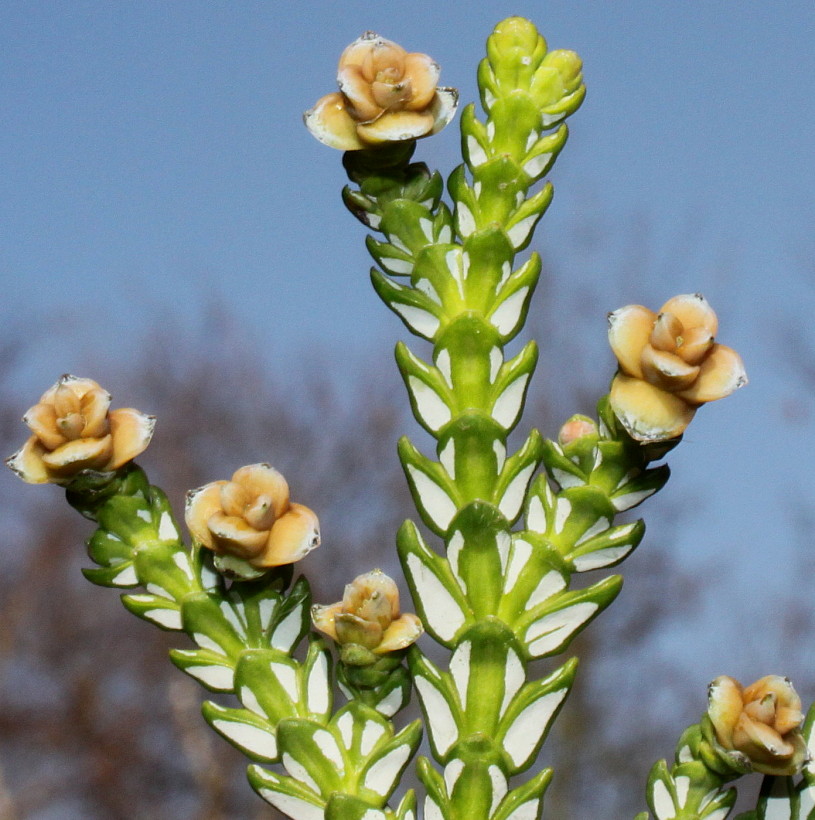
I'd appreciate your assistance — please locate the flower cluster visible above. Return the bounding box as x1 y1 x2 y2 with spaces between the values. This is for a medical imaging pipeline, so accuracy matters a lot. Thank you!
608 294 747 441
6 375 154 485
312 569 422 665
708 674 808 776
304 31 458 150
185 463 320 573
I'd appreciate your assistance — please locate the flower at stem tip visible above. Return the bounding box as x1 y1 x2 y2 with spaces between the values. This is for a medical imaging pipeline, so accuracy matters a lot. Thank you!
185 463 319 576
304 31 458 150
608 293 747 442
707 675 809 776
6 375 155 485
312 569 423 666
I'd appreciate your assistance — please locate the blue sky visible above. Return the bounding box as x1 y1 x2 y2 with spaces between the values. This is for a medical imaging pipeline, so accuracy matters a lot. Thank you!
2 2 815 684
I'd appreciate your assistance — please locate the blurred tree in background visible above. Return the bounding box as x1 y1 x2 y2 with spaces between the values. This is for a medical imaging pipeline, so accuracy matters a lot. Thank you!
0 229 808 818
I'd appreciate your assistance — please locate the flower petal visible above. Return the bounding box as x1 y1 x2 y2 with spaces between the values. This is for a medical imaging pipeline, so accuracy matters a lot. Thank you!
708 675 744 749
6 436 51 484
733 713 794 760
375 613 423 653
79 387 112 437
208 512 268 558
610 373 696 441
607 304 657 379
108 407 156 468
40 374 104 405
258 502 320 567
337 65 382 122
311 602 343 641
304 92 366 151
660 293 718 336
676 344 747 404
640 346 700 391
40 435 113 476
185 481 227 549
231 463 289 519
23 402 65 450
356 109 435 144
429 87 459 135
402 52 441 110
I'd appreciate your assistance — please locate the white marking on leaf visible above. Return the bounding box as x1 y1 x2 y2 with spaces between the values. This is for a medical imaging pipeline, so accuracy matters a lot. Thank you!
504 690 567 767
360 810 387 820
435 349 453 387
136 508 152 522
552 467 582 489
220 602 245 636
159 513 179 541
144 609 183 630
575 518 609 545
554 497 572 534
497 261 511 291
408 377 451 432
240 686 267 718
764 792 793 820
496 531 511 574
450 641 471 709
405 466 457 530
444 758 465 794
447 530 466 593
172 552 194 580
258 598 276 632
391 304 440 338
381 256 413 275
186 665 234 690
415 676 458 756
270 662 299 702
486 121 495 140
674 776 690 809
363 744 412 797
271 607 303 651
499 463 536 521
501 648 525 718
360 720 386 756
405 554 465 642
526 494 547 532
425 797 444 820
704 810 728 820
444 249 465 297
376 686 404 717
677 745 693 763
336 711 354 749
610 523 636 540
525 131 537 151
214 720 276 759
504 539 532 594
572 546 633 572
508 216 537 248
526 602 598 656
505 799 539 820
473 181 482 197
527 570 567 609
490 287 529 336
194 632 224 653
493 439 506 472
492 375 528 428
306 652 330 715
199 561 220 589
457 204 476 237
366 213 381 229
282 753 321 795
489 347 503 383
388 233 410 254
438 438 456 480
488 765 507 815
146 582 171 599
612 488 656 511
414 278 442 305
467 135 487 166
258 790 322 820
438 225 452 244
313 728 344 772
652 780 675 819
462 252 470 279
419 218 434 242
523 152 552 178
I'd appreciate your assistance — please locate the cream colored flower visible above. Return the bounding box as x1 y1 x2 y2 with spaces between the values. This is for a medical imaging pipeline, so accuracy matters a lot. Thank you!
304 31 458 150
312 569 423 663
6 375 155 485
608 294 747 441
185 463 319 570
708 675 808 776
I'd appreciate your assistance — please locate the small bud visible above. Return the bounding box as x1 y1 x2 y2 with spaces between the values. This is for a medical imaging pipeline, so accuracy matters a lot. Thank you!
558 415 598 446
